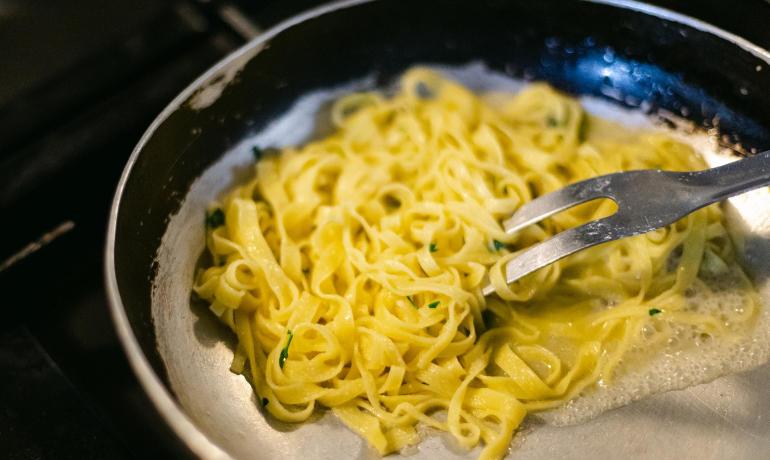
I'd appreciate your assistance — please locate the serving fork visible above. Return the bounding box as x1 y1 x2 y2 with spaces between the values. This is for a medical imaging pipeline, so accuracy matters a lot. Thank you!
482 149 770 296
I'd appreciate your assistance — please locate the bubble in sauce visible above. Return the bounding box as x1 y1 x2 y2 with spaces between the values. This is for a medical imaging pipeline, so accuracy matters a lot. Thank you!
542 265 770 426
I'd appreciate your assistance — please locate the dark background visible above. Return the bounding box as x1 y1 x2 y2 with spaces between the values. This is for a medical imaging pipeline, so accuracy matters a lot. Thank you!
0 1 768 458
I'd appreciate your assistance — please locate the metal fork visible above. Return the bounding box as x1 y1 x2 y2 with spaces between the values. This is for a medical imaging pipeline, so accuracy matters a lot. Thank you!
482 149 770 296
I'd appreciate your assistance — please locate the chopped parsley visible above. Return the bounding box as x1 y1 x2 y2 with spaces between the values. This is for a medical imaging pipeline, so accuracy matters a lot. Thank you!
427 301 440 309
546 115 560 127
384 195 401 209
261 397 269 407
415 81 434 99
429 243 438 253
206 208 225 228
406 296 417 308
492 239 505 251
649 308 662 316
279 330 294 369
578 115 589 142
252 145 280 159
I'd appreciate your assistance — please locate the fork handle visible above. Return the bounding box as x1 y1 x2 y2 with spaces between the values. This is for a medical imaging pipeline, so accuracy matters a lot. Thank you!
691 149 770 205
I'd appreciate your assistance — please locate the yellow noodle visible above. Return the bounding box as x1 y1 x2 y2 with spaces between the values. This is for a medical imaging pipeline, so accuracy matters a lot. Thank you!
193 68 758 459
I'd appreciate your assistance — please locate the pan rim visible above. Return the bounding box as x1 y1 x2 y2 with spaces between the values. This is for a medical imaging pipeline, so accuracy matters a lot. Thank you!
103 0 770 458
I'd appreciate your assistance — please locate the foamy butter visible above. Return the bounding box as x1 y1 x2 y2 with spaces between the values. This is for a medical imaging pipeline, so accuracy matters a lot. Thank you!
154 62 770 459
360 63 770 429
535 83 770 428
403 83 765 432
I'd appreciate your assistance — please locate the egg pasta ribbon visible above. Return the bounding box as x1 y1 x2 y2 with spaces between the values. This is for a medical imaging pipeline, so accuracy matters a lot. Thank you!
194 68 758 460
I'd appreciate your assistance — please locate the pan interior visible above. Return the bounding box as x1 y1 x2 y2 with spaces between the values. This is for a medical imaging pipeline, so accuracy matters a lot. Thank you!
151 63 770 460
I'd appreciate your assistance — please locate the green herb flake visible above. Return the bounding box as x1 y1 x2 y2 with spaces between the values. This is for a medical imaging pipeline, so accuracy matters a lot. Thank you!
546 115 560 127
384 195 401 209
261 397 269 407
251 145 263 159
578 115 589 143
407 296 417 308
427 301 440 309
416 81 434 99
429 243 438 253
206 208 225 228
493 239 505 251
279 330 294 369
649 308 662 316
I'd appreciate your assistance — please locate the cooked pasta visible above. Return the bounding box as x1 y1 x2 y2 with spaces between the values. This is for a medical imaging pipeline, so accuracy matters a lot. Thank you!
193 68 759 459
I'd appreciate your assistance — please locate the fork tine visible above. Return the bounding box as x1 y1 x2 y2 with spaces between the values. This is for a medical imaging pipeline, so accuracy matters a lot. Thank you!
503 174 618 234
482 216 623 296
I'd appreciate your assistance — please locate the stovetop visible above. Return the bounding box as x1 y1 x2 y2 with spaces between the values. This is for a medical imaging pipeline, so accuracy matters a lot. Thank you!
1 1 769 458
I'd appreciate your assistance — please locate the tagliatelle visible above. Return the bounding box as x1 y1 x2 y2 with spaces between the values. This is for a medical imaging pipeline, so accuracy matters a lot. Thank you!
193 68 758 459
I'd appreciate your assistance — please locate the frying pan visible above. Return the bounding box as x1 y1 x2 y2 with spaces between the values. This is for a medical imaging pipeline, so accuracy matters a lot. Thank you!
105 0 770 458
